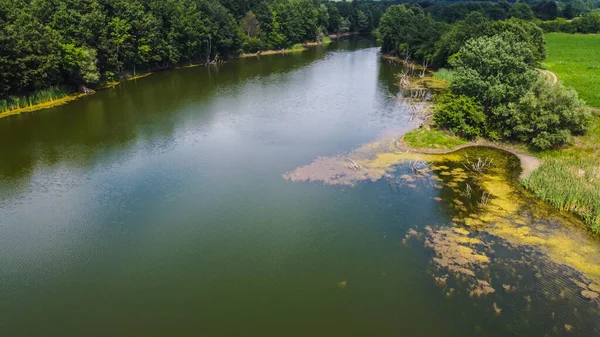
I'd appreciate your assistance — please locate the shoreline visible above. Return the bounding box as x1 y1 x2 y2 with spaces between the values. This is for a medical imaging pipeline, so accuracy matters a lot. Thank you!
0 73 154 119
396 135 541 180
1 36 350 119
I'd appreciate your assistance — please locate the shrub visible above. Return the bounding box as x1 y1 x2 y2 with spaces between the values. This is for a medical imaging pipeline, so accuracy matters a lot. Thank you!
242 37 261 53
490 77 591 149
434 94 486 138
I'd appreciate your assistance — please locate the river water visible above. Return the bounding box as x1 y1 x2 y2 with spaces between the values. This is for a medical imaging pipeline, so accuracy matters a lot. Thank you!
1 38 599 336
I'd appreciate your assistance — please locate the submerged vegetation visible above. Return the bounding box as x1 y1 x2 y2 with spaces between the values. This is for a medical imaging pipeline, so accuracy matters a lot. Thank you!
285 133 600 286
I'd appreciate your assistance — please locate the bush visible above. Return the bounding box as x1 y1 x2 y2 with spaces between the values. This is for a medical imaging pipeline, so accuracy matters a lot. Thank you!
490 77 591 149
434 94 486 138
242 37 261 53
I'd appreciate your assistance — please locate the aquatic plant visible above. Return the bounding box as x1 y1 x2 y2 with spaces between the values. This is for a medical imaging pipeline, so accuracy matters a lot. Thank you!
0 87 71 113
433 68 454 82
463 155 493 174
523 158 600 231
291 43 304 51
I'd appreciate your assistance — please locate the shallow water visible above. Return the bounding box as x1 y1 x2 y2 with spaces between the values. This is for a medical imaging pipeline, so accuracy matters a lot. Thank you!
1 38 599 336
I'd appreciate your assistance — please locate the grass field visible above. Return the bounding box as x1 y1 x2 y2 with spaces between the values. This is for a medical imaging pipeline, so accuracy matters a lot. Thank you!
544 33 600 108
535 33 600 231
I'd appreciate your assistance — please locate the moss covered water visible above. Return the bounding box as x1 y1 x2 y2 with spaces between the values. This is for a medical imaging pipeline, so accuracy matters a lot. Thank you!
1 39 600 336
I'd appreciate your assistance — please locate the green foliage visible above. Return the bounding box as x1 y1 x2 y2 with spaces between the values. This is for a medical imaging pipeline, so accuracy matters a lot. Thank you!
432 14 545 67
1 0 386 104
242 36 261 53
450 33 538 111
537 10 600 33
433 68 454 82
403 127 468 150
291 43 304 51
379 5 448 61
491 77 590 149
523 157 600 231
434 94 486 138
544 33 600 108
0 87 70 113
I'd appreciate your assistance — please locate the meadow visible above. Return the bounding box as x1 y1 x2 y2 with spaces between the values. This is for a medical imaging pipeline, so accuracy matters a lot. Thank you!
544 33 600 108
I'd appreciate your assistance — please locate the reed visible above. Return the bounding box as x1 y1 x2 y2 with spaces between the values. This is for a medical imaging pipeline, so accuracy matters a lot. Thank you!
433 68 454 82
0 87 71 113
523 157 600 231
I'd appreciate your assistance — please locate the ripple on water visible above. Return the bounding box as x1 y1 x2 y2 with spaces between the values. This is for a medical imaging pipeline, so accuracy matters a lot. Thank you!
284 132 600 308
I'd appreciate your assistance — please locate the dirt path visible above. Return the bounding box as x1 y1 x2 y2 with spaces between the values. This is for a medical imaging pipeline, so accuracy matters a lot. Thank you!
537 68 558 85
396 138 540 180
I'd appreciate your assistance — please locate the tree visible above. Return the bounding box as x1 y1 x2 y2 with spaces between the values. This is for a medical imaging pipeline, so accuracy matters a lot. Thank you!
533 1 559 20
61 44 100 85
491 77 590 149
449 33 538 113
379 5 447 61
241 11 260 38
434 94 486 138
509 3 535 20
105 17 132 74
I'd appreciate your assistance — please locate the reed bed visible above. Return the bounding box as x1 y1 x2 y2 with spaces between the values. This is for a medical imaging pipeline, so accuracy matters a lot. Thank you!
523 157 600 231
0 87 70 113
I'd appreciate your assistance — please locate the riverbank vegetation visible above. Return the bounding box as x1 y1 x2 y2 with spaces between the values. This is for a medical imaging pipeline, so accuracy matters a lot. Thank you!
379 4 598 230
0 0 385 114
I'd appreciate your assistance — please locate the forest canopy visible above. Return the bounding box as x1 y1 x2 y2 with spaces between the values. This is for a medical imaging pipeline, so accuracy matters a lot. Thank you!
0 0 385 101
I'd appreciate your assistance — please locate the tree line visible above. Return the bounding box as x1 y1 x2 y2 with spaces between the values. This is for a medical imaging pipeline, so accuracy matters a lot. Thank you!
538 9 600 33
379 4 590 150
0 0 386 105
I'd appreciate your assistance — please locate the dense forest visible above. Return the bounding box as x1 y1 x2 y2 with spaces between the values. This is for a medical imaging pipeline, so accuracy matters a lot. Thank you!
0 0 386 107
1 0 600 112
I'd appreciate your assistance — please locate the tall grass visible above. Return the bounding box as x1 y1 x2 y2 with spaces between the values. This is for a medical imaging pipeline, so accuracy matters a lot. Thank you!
291 43 304 50
433 68 454 82
523 157 600 231
0 87 71 113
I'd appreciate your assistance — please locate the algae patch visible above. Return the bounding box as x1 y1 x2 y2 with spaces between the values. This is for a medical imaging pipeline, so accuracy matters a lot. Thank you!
284 132 600 293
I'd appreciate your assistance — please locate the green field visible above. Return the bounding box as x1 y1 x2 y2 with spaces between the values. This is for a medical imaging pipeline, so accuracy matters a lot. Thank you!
544 33 600 108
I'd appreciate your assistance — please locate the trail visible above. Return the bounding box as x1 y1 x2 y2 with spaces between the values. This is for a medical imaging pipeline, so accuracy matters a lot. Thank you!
537 68 558 85
396 138 540 180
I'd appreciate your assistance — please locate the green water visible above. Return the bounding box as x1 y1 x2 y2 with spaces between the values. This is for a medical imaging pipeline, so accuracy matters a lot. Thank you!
1 38 599 336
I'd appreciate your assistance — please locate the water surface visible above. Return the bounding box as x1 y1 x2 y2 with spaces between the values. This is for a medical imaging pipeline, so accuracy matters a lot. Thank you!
1 38 599 336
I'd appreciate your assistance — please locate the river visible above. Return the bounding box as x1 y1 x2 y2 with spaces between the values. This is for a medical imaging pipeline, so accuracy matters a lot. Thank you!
1 38 599 336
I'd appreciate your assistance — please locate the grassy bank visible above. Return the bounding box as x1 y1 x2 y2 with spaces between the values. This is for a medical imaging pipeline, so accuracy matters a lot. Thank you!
240 44 307 58
402 127 467 149
523 114 600 231
0 73 153 118
1 39 326 117
544 33 600 108
0 87 71 114
403 114 600 232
